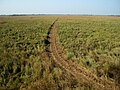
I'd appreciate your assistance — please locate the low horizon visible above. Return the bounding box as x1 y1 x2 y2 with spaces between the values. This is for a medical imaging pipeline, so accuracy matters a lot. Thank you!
0 13 120 16
0 0 120 15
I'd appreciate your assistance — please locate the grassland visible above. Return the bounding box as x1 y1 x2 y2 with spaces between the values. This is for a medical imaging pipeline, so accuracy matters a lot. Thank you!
0 16 72 89
57 16 120 85
0 16 120 90
0 16 54 89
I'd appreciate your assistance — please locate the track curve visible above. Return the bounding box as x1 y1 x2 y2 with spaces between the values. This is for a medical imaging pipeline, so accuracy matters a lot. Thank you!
48 19 119 90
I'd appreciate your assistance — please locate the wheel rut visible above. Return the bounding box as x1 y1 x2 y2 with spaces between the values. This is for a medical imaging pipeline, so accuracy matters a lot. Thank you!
47 19 119 90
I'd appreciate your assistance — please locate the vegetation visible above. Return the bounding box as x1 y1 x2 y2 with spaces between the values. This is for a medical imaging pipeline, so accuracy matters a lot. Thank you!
57 16 120 84
0 16 120 89
0 16 71 89
0 16 53 89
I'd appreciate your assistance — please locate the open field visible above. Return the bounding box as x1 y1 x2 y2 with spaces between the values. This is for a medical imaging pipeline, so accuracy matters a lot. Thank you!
0 16 120 90
57 16 120 80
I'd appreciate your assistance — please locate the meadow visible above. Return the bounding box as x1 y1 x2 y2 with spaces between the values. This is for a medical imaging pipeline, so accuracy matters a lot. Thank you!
57 16 120 84
0 16 120 90
0 16 66 89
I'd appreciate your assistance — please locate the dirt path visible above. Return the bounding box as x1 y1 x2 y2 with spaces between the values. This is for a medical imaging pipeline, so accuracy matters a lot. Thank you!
47 19 119 90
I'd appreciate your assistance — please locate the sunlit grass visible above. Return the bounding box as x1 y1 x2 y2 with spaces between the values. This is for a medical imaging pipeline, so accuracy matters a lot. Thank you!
57 16 120 83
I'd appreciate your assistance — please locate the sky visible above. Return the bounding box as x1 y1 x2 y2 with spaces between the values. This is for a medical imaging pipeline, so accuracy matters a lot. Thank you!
0 0 120 15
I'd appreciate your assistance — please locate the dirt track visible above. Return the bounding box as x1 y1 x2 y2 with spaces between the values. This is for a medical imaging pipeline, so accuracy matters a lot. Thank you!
47 19 119 90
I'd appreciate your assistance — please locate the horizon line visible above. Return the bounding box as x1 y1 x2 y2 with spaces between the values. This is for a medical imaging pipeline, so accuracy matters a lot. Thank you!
0 13 120 16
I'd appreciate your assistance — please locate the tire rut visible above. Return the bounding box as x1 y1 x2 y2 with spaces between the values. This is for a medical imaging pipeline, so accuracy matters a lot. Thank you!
47 19 119 90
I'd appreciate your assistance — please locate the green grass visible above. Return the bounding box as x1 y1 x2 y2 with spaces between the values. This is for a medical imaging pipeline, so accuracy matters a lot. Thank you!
0 16 120 89
0 16 93 90
0 16 56 89
57 16 120 83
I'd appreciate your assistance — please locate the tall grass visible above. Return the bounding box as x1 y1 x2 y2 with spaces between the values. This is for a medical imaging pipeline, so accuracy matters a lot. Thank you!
0 16 55 89
57 16 120 84
0 16 94 90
